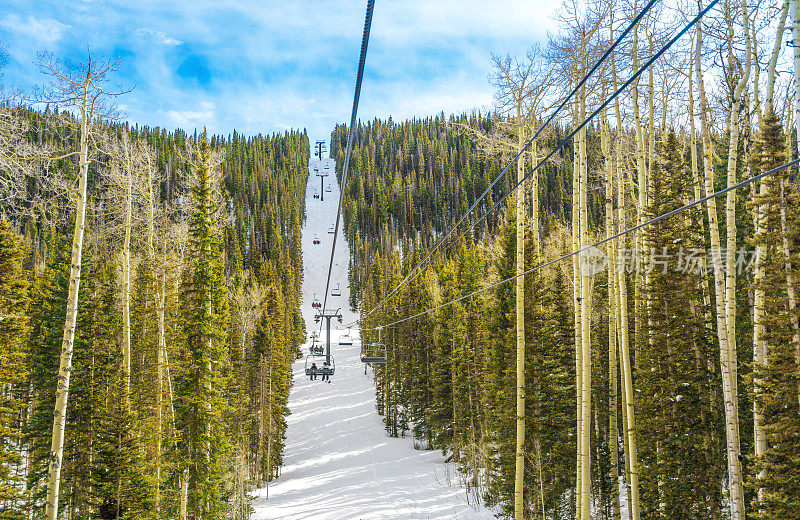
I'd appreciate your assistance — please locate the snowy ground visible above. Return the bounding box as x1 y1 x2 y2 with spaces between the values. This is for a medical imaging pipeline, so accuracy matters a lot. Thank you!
252 155 497 520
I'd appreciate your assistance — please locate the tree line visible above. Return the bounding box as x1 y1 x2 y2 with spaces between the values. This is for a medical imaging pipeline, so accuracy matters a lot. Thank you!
335 0 800 519
0 55 309 519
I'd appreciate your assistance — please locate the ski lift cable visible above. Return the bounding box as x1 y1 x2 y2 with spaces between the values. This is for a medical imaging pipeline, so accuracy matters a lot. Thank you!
360 0 661 324
364 157 800 330
442 0 722 264
320 0 375 331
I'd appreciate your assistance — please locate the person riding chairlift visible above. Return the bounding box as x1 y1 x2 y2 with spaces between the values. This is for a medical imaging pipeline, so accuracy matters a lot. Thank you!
321 361 331 383
309 362 318 381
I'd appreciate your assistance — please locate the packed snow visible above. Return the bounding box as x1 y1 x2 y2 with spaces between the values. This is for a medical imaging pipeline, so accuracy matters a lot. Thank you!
252 155 497 520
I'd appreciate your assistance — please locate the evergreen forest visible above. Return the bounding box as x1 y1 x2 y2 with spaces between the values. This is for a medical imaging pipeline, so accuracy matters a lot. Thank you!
0 55 309 518
334 2 800 519
1 0 800 519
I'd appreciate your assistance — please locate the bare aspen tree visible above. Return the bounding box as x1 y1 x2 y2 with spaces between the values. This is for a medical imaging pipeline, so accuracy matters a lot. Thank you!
489 50 554 519
108 132 151 395
0 105 56 227
36 51 126 520
611 6 641 518
549 10 600 514
631 0 646 371
0 109 44 206
723 2 750 517
572 91 584 520
696 9 746 519
603 10 621 519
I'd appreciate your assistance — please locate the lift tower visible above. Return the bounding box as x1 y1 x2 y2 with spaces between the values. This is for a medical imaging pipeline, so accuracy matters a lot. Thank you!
315 308 342 365
316 171 329 201
314 140 327 160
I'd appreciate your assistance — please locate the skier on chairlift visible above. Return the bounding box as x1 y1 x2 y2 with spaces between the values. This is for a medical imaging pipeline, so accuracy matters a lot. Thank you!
322 361 331 383
310 362 318 381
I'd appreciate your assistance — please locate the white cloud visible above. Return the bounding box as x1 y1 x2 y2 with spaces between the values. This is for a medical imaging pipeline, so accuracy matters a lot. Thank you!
135 27 183 46
0 14 69 44
165 101 215 128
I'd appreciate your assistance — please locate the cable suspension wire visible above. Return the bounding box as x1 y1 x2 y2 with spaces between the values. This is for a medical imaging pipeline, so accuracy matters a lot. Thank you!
366 157 800 330
320 0 375 327
454 0 720 247
360 0 658 323
358 0 718 327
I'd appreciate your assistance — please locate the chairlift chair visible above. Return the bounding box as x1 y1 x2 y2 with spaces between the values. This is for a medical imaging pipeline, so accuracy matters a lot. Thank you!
308 331 324 354
324 164 330 169
325 184 332 193
360 342 386 364
331 283 341 297
361 327 387 364
311 294 322 309
313 190 319 199
327 226 335 234
304 355 335 377
313 234 320 245
339 328 353 346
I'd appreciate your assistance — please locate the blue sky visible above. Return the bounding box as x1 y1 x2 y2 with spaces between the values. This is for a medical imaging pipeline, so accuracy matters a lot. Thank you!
0 0 561 142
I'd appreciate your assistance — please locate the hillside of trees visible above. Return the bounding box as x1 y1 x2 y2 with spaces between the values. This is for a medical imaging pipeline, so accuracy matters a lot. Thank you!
335 1 800 519
0 55 309 518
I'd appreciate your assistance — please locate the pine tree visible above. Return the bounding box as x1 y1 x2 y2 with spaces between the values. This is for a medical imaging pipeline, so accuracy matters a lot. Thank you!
90 265 152 520
0 216 29 518
176 134 232 520
484 202 519 514
750 110 800 520
637 130 717 519
25 236 97 517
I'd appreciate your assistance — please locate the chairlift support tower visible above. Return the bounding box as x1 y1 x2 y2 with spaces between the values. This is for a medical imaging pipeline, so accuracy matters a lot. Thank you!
316 171 329 202
315 308 342 365
314 140 327 160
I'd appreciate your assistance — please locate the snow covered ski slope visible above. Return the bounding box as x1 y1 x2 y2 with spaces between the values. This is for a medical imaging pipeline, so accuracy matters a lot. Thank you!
252 156 496 520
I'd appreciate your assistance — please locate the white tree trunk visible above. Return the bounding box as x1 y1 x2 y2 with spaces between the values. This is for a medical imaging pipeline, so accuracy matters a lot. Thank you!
514 114 525 520
789 0 800 408
122 135 133 397
572 92 584 520
579 78 592 520
45 91 90 520
697 18 745 520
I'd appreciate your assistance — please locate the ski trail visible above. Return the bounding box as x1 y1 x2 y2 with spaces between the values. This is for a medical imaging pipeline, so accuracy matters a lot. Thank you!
252 154 496 520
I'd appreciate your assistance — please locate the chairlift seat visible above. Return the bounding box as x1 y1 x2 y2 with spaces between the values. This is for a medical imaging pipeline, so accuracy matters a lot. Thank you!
331 283 341 297
360 341 387 364
304 355 335 376
360 356 387 364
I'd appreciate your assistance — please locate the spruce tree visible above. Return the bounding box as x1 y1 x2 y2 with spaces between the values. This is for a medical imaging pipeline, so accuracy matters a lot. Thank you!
637 130 717 519
484 202 519 514
0 216 28 518
176 134 232 520
25 236 97 517
750 110 800 520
